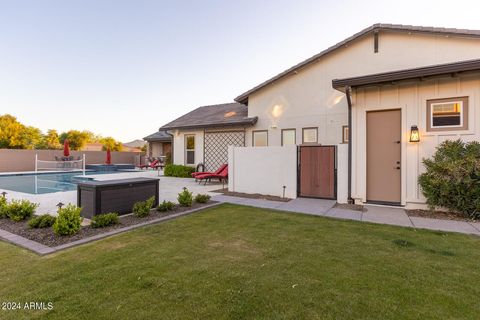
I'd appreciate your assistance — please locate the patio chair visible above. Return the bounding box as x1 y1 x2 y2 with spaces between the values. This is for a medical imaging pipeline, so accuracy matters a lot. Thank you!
195 165 228 186
191 164 227 180
137 159 159 170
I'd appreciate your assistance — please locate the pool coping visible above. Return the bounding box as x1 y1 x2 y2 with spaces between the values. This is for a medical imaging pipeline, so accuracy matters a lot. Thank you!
0 202 221 256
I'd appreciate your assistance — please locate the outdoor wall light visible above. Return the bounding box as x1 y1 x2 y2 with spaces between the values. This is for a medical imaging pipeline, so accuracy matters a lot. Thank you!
410 125 420 142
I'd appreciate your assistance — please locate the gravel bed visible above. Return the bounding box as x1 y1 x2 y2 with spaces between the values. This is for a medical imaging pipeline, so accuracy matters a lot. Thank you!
0 202 214 247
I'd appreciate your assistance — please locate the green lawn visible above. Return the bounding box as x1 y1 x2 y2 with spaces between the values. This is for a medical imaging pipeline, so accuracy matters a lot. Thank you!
1 204 479 320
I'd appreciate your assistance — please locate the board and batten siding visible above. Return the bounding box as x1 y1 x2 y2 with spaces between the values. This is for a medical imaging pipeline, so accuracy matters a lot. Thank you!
244 31 480 148
351 73 480 207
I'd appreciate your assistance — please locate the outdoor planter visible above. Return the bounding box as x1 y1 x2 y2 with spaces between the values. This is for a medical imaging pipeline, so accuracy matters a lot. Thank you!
77 178 159 218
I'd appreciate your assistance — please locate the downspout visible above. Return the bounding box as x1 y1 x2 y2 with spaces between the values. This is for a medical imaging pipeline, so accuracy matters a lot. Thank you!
345 86 354 204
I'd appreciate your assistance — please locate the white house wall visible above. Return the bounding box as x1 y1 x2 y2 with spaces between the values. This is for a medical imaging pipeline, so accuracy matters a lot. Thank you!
245 31 480 147
172 129 204 167
352 73 480 207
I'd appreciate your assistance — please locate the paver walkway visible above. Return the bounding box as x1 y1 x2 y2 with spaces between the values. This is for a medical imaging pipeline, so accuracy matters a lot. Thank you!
212 195 480 236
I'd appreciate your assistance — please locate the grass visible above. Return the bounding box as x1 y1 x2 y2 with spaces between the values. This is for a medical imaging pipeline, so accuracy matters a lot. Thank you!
0 203 479 319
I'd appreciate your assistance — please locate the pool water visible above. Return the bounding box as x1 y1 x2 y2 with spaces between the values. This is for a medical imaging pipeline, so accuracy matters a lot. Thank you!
0 171 128 195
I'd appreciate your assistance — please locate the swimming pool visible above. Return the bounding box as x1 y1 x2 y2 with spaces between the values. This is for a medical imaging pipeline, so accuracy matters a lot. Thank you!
0 171 131 195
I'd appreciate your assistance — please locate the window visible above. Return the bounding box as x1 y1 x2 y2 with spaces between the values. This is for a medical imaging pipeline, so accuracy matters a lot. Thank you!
282 129 296 146
302 127 318 144
185 135 195 165
342 125 349 143
252 131 268 147
427 97 468 131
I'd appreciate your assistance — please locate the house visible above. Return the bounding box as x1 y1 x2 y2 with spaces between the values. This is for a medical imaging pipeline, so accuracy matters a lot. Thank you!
160 23 480 208
159 103 257 171
143 130 172 159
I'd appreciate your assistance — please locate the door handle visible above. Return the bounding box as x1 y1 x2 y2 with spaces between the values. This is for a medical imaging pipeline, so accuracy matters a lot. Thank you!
395 166 401 170
395 140 401 144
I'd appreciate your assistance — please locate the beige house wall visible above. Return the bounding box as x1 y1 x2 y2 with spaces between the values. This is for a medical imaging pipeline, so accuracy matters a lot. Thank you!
172 129 204 167
351 73 480 208
245 31 480 147
0 149 143 172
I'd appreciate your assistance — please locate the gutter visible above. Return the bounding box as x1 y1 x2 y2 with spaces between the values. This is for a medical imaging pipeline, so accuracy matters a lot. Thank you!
345 86 353 204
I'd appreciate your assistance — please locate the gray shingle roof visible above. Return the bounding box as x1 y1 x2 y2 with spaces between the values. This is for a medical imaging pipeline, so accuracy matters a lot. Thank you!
160 102 257 130
143 130 172 142
235 23 480 103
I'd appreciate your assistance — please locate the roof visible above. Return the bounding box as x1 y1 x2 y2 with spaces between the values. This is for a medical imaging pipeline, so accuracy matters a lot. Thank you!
143 130 172 142
234 23 480 104
332 58 480 90
160 102 258 130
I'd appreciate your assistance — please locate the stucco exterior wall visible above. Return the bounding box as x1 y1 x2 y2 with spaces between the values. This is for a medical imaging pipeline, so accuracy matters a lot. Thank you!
351 73 480 207
0 149 143 172
228 146 298 199
245 31 480 147
172 129 204 167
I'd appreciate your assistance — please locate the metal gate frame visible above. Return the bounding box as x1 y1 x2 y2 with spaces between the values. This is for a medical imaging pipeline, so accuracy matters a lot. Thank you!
297 145 337 200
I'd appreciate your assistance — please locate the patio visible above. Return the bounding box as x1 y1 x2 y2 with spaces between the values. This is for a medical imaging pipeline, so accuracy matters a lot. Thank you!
2 170 223 215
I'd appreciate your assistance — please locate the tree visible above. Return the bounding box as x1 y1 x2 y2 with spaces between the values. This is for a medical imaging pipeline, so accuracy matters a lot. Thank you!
0 114 25 148
43 129 61 149
100 137 123 151
60 130 89 150
20 126 43 149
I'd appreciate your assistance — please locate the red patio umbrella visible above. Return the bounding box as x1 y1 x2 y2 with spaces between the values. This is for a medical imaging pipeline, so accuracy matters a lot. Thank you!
63 139 70 157
105 148 112 165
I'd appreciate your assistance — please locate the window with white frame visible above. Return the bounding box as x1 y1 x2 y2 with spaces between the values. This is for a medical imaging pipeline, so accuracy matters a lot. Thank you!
282 129 296 146
427 97 468 131
185 135 195 165
252 131 268 147
302 127 318 144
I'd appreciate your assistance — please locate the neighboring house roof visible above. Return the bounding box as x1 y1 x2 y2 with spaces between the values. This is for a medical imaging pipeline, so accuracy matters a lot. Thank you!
124 139 146 148
143 130 172 142
160 102 258 130
235 23 480 104
332 58 480 91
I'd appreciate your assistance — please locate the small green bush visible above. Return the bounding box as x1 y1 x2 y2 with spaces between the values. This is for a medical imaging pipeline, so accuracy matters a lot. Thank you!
91 212 119 228
418 139 480 219
178 187 193 207
133 196 155 217
0 197 7 218
6 199 38 222
157 200 175 212
164 164 195 178
28 214 56 228
194 194 211 203
53 204 83 236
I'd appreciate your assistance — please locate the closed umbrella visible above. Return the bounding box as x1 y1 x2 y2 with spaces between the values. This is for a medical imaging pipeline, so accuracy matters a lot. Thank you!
63 139 70 157
106 148 112 165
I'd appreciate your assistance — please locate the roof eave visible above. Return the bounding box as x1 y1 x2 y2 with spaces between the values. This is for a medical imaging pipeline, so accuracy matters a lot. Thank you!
160 117 258 131
332 58 480 90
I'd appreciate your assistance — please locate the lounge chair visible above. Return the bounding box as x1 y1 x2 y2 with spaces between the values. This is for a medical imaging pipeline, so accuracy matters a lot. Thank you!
195 165 228 185
137 159 159 170
191 164 227 180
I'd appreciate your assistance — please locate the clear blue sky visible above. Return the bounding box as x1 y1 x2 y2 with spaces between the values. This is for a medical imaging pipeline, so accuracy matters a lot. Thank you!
1 0 479 142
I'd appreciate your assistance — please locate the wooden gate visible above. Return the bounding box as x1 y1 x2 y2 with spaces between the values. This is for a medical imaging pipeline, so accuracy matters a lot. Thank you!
298 145 336 199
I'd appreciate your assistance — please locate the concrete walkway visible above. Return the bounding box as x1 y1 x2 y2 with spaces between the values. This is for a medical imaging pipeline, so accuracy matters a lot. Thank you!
212 195 480 236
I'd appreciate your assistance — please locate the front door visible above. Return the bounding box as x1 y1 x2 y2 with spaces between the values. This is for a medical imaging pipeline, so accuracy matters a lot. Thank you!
366 109 401 204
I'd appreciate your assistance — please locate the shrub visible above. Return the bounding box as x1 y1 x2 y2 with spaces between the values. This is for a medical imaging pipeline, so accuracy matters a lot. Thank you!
164 164 195 178
53 204 83 236
6 199 38 222
91 212 119 228
157 200 175 212
133 196 155 217
0 197 7 218
194 194 211 203
418 139 480 219
28 214 56 228
177 187 193 207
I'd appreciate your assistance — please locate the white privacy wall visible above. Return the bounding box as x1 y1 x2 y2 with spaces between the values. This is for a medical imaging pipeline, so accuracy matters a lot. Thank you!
228 146 297 199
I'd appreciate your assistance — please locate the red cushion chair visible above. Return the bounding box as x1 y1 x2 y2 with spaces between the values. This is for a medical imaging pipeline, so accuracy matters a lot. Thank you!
196 165 228 185
192 164 227 179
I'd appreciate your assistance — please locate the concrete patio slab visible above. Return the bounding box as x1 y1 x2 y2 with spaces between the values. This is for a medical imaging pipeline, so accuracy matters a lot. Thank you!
324 208 362 221
277 198 335 216
362 205 413 227
410 217 480 235
470 222 480 232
